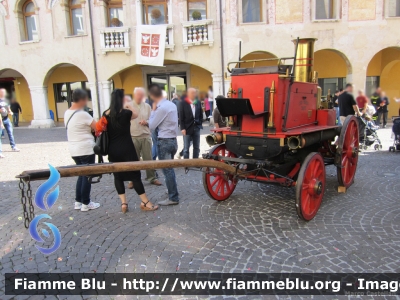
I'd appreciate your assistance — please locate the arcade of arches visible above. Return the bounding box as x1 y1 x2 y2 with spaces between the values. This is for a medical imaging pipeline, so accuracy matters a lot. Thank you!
367 47 400 117
0 61 212 125
1 49 400 127
109 61 212 101
314 49 350 97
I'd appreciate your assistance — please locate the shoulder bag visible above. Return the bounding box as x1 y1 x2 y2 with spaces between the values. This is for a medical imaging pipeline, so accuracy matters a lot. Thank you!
93 115 109 156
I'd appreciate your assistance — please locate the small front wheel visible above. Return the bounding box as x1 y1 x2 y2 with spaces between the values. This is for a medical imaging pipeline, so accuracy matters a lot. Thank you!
203 144 237 201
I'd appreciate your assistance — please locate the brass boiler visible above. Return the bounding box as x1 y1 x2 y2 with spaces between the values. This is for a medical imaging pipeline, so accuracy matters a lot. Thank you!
292 38 322 109
292 38 317 83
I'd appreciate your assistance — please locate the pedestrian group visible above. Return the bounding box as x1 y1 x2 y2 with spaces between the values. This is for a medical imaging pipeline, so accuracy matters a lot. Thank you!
64 85 215 213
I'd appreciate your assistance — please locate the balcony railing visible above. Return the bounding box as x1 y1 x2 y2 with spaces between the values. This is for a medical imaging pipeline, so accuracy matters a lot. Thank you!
165 24 175 51
100 27 130 55
182 19 214 50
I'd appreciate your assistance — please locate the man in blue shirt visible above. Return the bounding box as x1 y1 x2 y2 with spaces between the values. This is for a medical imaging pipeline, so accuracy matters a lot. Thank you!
148 84 179 206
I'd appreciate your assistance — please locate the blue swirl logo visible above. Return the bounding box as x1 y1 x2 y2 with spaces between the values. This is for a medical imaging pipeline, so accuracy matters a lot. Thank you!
29 164 62 255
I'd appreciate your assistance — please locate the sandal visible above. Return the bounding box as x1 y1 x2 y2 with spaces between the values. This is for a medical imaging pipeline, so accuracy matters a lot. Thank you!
121 203 128 213
141 201 159 211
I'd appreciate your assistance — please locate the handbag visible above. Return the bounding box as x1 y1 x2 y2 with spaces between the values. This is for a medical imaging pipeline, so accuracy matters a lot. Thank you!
93 114 109 156
93 130 109 156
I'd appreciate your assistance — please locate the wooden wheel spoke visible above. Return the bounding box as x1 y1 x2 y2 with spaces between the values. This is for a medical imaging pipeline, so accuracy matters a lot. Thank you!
315 168 323 179
215 179 224 195
210 176 220 188
302 184 309 190
204 145 237 201
341 155 348 167
302 193 311 212
312 161 319 176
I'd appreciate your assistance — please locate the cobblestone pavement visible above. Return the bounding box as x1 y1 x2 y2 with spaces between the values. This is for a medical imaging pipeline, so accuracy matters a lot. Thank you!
0 123 400 299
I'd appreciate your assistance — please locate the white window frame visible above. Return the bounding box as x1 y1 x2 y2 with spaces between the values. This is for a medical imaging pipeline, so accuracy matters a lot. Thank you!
238 0 268 25
136 0 172 26
311 0 340 22
385 0 400 18
136 0 174 50
16 0 41 43
61 0 87 37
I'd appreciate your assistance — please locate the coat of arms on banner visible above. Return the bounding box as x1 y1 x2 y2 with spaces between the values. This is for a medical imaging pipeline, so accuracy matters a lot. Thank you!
140 33 160 57
136 25 167 67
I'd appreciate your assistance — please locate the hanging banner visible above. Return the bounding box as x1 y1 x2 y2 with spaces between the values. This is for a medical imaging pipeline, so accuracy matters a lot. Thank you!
136 25 167 67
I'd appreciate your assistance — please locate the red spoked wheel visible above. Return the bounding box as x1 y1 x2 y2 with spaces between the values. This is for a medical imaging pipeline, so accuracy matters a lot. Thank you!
203 144 237 201
337 116 359 188
295 152 326 221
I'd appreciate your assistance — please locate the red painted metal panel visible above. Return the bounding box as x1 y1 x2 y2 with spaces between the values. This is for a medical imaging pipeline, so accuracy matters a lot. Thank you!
284 82 318 130
317 109 336 126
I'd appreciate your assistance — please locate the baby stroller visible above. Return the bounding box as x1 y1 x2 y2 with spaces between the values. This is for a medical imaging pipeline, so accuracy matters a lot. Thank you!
389 117 400 152
359 115 382 151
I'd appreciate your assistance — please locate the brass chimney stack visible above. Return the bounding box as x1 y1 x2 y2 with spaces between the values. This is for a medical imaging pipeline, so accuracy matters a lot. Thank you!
292 38 317 83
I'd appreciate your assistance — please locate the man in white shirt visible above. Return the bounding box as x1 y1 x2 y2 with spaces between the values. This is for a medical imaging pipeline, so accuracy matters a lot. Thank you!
128 87 162 188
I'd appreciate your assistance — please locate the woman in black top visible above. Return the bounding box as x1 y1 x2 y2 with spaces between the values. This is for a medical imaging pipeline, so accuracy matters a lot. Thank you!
105 89 158 213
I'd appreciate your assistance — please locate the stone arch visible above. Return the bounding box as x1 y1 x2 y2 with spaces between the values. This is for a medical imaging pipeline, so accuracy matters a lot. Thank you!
238 51 278 68
0 67 33 122
43 62 91 86
14 0 39 13
367 47 400 117
314 49 352 78
43 63 92 121
0 67 27 78
314 49 352 95
366 47 400 77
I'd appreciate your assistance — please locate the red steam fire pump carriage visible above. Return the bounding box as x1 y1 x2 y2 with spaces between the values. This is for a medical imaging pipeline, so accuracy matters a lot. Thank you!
202 38 360 221
16 38 360 227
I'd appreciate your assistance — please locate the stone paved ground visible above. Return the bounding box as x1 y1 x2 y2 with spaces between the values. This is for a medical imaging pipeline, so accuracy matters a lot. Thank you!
0 122 400 300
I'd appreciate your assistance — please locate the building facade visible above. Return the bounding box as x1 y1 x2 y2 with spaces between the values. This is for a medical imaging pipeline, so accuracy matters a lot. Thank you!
0 0 399 127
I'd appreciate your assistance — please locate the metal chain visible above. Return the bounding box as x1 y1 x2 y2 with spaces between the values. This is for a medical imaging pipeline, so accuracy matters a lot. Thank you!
19 178 29 228
19 177 34 229
27 180 34 222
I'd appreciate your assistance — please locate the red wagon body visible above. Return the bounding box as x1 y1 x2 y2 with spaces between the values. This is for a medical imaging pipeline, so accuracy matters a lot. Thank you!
202 38 360 220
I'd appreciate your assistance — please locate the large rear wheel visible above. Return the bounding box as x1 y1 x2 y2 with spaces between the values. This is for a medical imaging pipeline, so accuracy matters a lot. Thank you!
203 144 237 201
296 152 326 221
337 116 359 188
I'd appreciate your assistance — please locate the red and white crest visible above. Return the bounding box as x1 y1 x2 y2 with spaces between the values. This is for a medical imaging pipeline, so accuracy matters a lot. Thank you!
136 26 166 66
140 33 161 58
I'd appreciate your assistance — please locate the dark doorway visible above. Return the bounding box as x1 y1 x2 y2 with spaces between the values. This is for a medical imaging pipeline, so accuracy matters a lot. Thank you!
147 73 187 99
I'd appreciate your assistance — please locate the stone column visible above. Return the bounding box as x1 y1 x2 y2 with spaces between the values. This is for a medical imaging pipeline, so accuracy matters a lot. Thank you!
29 86 55 128
347 70 366 92
100 81 112 113
212 74 231 97
87 82 100 120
